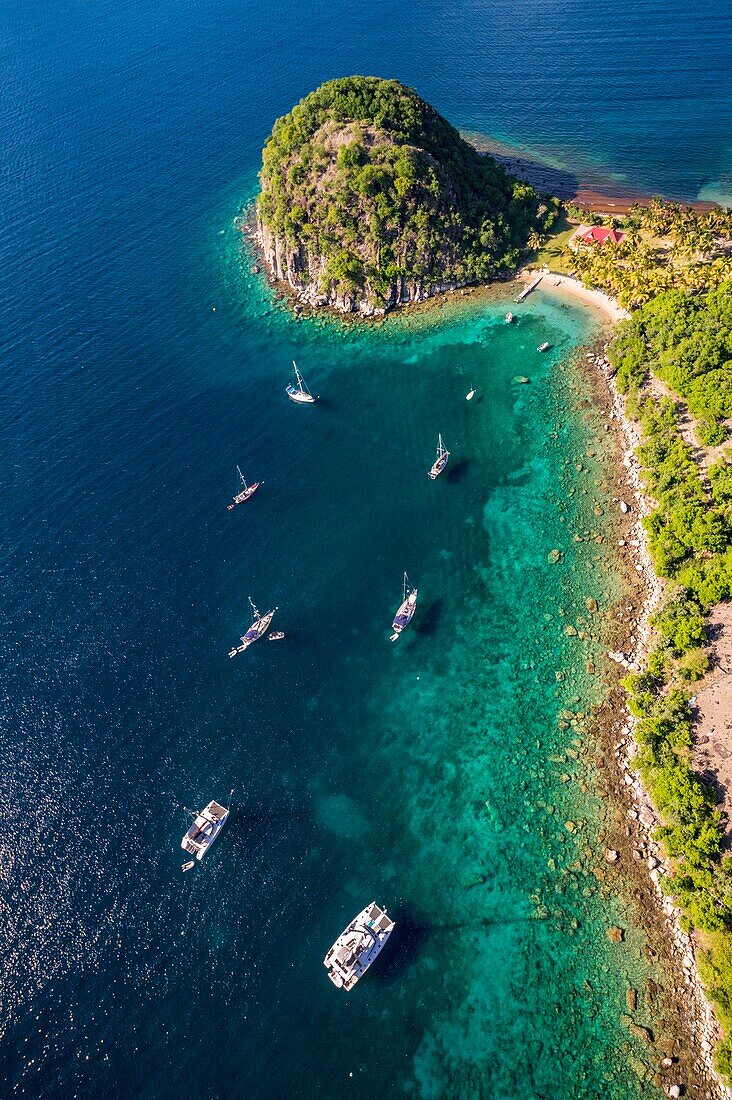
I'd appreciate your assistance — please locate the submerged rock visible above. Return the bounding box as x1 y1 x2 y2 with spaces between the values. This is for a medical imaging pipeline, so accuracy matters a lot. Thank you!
606 925 625 943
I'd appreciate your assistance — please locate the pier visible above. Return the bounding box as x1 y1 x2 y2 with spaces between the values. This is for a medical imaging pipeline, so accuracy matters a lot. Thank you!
515 275 542 303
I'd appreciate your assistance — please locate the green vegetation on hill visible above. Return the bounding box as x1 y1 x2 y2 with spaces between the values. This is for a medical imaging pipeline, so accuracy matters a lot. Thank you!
611 279 732 1078
612 280 732 444
257 77 550 307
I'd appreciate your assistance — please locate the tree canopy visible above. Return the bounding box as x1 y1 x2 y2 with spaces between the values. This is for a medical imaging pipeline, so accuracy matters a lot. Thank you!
257 77 545 306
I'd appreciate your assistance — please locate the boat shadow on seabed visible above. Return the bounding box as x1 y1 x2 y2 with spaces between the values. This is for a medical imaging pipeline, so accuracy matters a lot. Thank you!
413 599 444 637
369 905 431 985
446 457 470 484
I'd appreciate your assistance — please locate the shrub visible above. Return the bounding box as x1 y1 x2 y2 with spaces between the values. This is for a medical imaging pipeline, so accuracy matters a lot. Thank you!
651 592 707 654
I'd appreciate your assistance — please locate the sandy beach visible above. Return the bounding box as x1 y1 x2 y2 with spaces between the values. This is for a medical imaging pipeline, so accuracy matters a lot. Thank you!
519 269 631 324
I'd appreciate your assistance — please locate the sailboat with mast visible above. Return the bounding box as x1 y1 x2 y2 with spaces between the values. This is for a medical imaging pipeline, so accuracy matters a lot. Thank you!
286 361 317 404
428 434 450 480
226 465 261 510
390 573 418 641
228 598 277 657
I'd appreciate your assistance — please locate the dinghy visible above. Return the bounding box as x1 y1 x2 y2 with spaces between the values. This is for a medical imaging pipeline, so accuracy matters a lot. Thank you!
226 466 261 510
229 598 276 656
286 360 317 403
428 434 450 480
390 573 418 641
537 342 551 353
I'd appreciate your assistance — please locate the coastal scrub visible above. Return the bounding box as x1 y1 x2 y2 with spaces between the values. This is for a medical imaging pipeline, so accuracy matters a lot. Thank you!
611 277 732 1080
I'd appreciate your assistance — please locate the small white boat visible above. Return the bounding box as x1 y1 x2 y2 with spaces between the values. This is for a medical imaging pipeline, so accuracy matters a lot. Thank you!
537 342 551 353
268 631 285 641
505 312 514 323
181 800 229 861
466 387 476 401
391 572 418 641
428 434 450 480
286 360 317 403
226 466 261 510
182 860 195 872
324 902 395 990
229 598 276 657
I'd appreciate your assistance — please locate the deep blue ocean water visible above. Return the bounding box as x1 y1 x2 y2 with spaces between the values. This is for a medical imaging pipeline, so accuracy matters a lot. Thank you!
2 1 731 1097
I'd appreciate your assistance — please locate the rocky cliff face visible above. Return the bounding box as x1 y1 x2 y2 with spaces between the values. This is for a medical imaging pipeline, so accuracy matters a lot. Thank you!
256 215 462 315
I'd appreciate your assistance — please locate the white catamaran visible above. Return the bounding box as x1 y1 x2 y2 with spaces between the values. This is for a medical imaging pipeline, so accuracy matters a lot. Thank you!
226 465 261 510
390 573 418 641
181 799 229 860
324 902 395 990
286 361 317 404
228 598 276 657
428 434 450 480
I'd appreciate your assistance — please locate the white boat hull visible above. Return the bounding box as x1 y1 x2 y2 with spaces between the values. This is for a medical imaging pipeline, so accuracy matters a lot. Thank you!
181 800 229 860
391 590 418 640
286 386 316 404
324 902 394 990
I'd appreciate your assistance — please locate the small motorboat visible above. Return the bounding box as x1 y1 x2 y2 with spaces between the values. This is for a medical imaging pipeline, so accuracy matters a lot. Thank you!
286 360 317 403
182 861 195 872
229 598 277 656
390 573 418 641
268 631 285 641
226 466 261 510
505 312 514 323
537 342 551 353
466 387 476 401
428 434 450 480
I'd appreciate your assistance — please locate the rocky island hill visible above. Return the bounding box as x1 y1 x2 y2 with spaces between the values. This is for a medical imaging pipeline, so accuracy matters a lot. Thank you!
256 77 552 314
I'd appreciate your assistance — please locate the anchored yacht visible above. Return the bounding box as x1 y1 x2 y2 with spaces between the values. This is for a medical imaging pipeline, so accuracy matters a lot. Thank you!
229 598 276 657
390 573 418 641
324 902 395 990
181 800 229 860
428 434 450 480
286 361 317 403
226 466 261 510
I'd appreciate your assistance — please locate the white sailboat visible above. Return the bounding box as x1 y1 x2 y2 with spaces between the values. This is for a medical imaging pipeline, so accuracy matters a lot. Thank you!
228 597 277 657
428 434 450 480
390 573 418 641
226 465 261 510
466 386 476 401
286 360 317 404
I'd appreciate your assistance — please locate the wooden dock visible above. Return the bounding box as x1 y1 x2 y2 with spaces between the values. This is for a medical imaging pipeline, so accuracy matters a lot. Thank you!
515 275 542 303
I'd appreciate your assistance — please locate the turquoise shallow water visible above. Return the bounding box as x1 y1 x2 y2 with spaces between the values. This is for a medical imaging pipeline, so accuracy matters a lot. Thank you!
3 0 725 1095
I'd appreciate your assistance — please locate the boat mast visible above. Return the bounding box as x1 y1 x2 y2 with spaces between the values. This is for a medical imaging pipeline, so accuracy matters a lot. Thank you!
292 360 311 396
248 595 261 621
403 572 408 600
236 464 247 489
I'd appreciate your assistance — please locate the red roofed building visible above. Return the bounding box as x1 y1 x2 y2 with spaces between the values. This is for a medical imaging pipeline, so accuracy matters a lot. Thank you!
569 224 626 250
